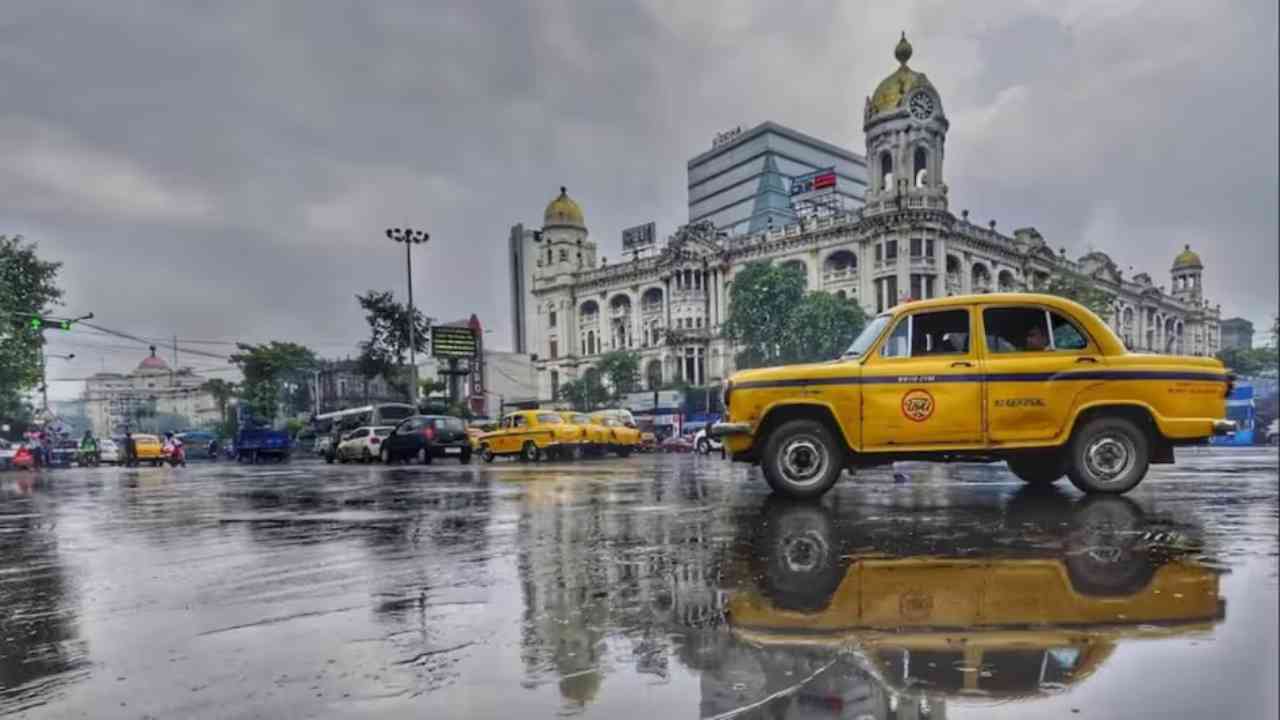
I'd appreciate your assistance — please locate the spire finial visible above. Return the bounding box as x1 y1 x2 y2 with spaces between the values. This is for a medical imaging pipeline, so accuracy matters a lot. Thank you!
560 185 567 195
895 32 913 65
149 344 156 357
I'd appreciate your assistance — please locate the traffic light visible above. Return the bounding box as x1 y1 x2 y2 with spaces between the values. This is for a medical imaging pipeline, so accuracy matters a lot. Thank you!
28 317 73 331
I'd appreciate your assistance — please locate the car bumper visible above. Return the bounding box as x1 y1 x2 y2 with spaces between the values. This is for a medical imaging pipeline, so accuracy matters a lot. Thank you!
1212 420 1238 436
708 422 752 439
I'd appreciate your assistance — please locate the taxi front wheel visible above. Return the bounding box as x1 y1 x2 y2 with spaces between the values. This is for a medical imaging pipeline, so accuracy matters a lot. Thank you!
761 419 843 499
1066 416 1149 494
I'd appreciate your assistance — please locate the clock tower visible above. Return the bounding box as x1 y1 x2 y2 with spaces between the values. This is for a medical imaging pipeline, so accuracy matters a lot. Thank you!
862 33 949 215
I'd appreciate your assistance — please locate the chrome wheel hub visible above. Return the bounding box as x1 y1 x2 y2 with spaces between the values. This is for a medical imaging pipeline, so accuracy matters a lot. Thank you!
1085 435 1133 484
780 532 828 573
778 436 827 486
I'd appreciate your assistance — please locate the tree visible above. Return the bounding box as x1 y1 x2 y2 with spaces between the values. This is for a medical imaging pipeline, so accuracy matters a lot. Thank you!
227 342 317 424
355 290 431 399
781 292 869 364
1043 271 1115 319
0 236 63 426
723 261 807 368
1216 347 1279 378
557 368 609 411
201 379 238 431
595 350 641 399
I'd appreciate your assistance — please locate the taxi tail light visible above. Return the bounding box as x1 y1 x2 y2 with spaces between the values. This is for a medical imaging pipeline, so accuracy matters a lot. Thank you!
369 437 381 444
422 426 436 442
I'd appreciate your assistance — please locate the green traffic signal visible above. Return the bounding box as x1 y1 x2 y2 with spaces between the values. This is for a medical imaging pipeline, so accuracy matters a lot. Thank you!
27 317 74 331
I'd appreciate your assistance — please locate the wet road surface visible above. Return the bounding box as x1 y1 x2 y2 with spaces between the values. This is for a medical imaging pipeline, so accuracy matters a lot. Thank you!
1 448 1276 719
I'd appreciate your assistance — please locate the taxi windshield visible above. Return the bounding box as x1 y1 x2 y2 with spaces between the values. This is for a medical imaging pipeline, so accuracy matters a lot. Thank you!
844 314 893 357
569 414 592 424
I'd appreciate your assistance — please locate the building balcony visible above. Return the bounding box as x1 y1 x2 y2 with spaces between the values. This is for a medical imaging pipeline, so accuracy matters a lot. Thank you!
641 303 662 316
821 269 859 286
909 255 937 271
610 306 632 320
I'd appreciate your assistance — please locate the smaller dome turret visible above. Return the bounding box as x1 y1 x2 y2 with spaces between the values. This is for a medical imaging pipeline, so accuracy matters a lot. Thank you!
543 186 585 229
1172 244 1203 270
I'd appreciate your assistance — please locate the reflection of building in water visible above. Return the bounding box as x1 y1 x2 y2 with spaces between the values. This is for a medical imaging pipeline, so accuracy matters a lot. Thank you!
515 475 736 707
0 494 88 713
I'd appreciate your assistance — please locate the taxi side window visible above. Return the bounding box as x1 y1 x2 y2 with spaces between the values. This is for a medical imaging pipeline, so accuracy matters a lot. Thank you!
880 309 969 358
513 415 527 428
1050 312 1089 350
985 307 1063 352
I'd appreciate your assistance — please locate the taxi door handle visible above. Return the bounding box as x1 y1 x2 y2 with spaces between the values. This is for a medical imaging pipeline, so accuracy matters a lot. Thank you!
1075 356 1099 364
950 361 974 368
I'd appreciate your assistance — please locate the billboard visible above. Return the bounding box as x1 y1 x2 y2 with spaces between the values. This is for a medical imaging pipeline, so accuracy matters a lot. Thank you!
789 167 838 203
622 222 657 252
431 326 478 359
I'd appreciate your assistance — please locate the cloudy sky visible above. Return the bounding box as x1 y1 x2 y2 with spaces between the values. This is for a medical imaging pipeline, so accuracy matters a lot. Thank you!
3 0 1275 397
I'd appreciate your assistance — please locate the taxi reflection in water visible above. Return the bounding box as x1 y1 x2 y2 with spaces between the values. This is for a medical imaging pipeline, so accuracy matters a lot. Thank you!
715 493 1224 717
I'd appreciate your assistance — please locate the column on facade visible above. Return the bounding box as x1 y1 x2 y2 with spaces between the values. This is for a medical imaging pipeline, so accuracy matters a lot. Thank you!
895 234 909 305
630 290 642 350
962 257 972 294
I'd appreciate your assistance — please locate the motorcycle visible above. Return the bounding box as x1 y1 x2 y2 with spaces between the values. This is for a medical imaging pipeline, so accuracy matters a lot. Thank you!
163 440 186 467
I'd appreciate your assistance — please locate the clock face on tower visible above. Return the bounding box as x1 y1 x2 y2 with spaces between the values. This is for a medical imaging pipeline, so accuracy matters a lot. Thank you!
909 92 935 121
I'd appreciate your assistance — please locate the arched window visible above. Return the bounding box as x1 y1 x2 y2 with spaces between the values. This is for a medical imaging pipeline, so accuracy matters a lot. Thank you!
879 151 893 190
913 146 928 187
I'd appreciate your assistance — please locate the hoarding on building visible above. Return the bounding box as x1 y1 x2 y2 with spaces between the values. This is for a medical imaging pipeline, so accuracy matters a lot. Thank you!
622 222 657 252
789 167 838 203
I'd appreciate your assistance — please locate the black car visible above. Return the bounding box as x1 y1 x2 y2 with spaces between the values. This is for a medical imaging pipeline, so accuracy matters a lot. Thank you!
380 415 471 465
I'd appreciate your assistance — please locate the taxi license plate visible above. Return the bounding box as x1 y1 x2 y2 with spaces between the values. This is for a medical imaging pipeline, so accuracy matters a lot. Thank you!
444 447 461 454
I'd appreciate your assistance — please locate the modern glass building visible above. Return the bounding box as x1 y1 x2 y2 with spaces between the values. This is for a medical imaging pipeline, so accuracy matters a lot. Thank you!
686 121 868 237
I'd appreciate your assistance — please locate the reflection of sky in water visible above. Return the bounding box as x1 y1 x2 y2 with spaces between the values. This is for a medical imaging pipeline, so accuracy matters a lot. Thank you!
0 449 1272 719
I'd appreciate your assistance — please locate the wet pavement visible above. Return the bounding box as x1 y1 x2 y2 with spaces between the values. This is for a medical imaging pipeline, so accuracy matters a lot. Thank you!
0 448 1275 719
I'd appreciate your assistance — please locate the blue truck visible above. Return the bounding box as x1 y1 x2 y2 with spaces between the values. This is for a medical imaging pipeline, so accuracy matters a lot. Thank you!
234 406 292 463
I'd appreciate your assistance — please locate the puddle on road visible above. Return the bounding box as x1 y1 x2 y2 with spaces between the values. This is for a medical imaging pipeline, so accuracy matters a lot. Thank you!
0 451 1275 719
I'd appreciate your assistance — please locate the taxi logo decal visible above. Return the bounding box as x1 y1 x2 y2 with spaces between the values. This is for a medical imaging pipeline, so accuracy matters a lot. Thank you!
900 589 933 621
901 389 935 422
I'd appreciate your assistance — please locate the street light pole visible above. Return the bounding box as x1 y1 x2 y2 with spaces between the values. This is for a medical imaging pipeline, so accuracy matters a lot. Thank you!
385 227 430 407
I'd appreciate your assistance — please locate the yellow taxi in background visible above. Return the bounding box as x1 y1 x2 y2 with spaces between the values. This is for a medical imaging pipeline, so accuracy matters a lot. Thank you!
466 421 496 451
479 410 585 462
132 433 165 465
558 412 610 457
712 293 1234 499
589 413 640 457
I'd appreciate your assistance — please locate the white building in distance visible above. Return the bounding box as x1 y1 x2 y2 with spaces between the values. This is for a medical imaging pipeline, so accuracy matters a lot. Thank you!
82 346 219 436
510 34 1222 402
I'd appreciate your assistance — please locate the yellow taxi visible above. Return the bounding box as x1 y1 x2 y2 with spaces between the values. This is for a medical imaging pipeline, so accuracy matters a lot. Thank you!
712 293 1234 498
132 433 165 465
557 412 610 456
465 421 496 451
588 412 640 457
478 410 585 462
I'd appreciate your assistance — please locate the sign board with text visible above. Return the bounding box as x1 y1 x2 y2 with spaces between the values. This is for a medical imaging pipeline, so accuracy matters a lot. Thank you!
789 167 838 203
622 222 657 252
431 326 478 359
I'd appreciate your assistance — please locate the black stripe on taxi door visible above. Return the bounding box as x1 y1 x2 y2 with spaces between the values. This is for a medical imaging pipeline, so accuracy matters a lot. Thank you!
733 369 1227 390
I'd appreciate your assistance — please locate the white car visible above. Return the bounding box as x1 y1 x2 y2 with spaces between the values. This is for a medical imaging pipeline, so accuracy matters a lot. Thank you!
1267 419 1279 445
98 438 121 464
0 439 15 470
693 427 723 455
335 426 393 463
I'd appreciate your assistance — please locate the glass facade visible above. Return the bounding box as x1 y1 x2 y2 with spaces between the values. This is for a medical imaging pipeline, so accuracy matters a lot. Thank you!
687 122 868 237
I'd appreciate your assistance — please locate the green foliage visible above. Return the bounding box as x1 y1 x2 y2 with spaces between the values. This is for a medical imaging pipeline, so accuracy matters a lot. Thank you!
284 418 305 437
1043 271 1116 319
723 261 867 368
595 350 641 398
723 261 807 368
1216 347 1279 377
0 236 63 424
354 290 431 398
782 291 869 365
227 341 317 423
557 367 609 411
201 378 238 428
420 379 448 397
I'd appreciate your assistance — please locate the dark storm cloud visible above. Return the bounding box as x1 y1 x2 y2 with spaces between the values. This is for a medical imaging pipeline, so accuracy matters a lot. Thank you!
3 0 1275 394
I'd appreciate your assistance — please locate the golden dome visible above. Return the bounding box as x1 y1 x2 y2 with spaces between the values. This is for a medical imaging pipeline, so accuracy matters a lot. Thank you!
544 186 585 229
1172 244 1203 270
867 32 936 117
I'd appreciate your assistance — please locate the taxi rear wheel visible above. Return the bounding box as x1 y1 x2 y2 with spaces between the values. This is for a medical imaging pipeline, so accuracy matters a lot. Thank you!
1066 416 1149 494
521 442 541 463
481 444 495 463
761 419 842 500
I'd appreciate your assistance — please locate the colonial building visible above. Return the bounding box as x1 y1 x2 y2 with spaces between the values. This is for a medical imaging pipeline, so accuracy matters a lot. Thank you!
82 347 220 436
514 34 1222 401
